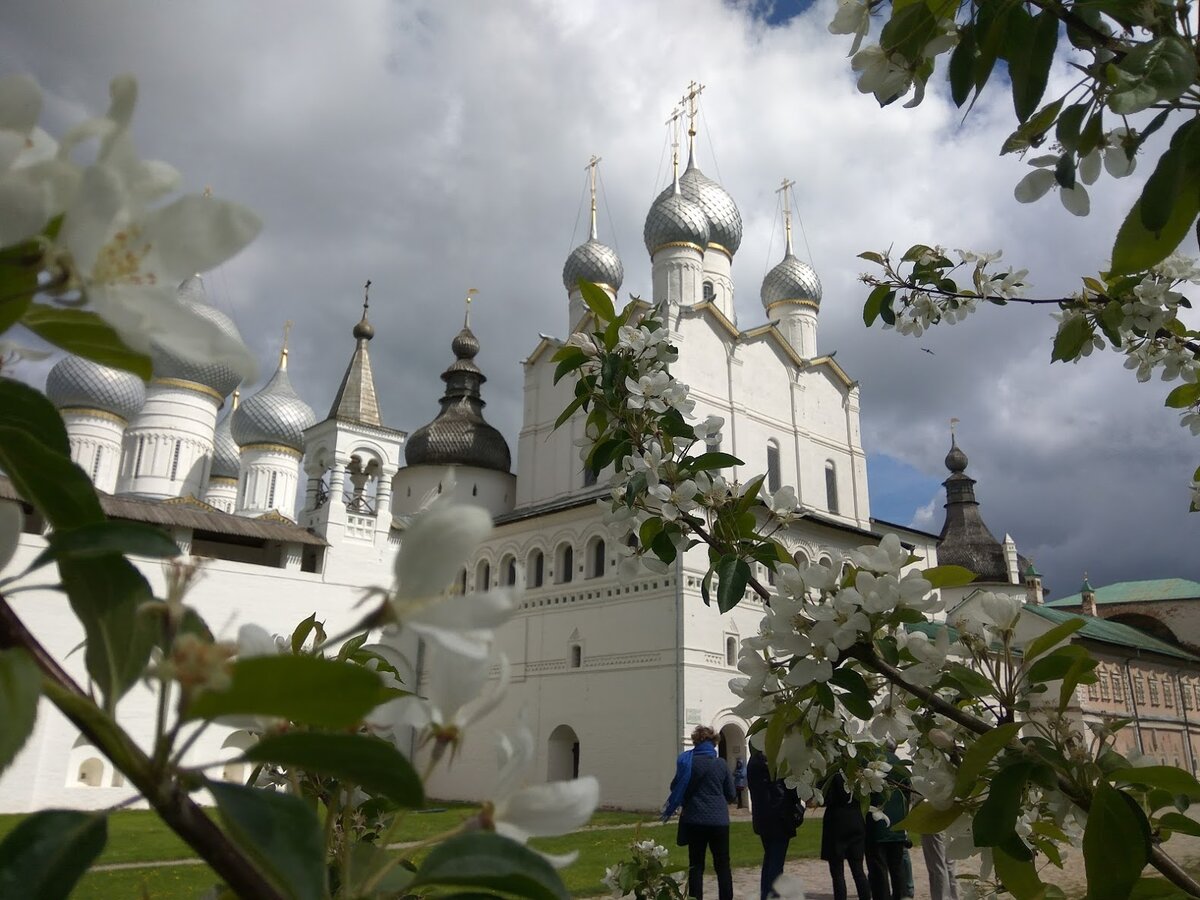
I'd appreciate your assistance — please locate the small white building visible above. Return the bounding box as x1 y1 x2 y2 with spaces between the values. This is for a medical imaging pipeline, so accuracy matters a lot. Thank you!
1 108 956 814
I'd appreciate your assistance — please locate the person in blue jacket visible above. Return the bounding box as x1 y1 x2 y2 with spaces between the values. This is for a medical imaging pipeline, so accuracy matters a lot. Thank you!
661 725 736 900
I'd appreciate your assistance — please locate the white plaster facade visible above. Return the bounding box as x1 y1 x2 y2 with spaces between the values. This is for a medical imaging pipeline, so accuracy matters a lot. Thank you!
1 134 955 815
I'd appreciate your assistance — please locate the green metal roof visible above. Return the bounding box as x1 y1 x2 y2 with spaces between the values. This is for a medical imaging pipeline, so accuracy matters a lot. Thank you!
1025 605 1200 662
1046 578 1200 608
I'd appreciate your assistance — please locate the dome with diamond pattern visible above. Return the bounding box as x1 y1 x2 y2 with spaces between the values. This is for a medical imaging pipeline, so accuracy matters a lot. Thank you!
643 188 710 256
562 239 624 293
651 160 743 256
210 405 240 478
231 362 316 452
761 253 823 310
150 276 244 397
45 355 146 421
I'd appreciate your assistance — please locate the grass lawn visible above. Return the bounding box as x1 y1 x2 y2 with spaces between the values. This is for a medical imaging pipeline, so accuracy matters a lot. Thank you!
3 808 817 898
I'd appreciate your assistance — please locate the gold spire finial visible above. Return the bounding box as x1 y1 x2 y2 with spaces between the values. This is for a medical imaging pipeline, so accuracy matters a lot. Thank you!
280 320 293 370
681 80 705 161
232 388 240 410
776 177 796 256
585 155 602 241
665 104 684 187
464 288 478 327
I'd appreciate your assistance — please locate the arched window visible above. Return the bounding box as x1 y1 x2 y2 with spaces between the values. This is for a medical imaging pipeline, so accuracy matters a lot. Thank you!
557 543 574 584
725 636 737 666
703 280 715 302
824 460 839 515
502 554 517 586
476 560 491 592
588 537 606 578
766 441 781 493
571 644 583 668
793 550 810 568
77 758 103 787
528 550 545 588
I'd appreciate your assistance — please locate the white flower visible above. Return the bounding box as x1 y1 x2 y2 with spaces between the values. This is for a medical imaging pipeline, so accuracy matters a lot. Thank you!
564 331 599 357
846 533 907 574
851 45 913 105
978 591 1022 631
485 723 599 866
0 501 23 575
693 415 724 442
649 479 698 521
389 502 516 659
772 872 808 900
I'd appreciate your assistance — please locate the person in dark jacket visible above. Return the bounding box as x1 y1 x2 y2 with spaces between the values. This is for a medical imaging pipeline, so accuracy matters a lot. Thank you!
866 753 910 900
747 748 803 900
660 725 736 900
821 773 872 900
734 757 748 809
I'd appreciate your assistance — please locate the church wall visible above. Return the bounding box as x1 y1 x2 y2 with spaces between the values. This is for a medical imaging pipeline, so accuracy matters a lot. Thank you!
119 385 222 499
0 533 372 813
392 465 514 520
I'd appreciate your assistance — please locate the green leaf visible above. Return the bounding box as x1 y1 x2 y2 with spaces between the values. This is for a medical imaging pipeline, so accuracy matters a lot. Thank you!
58 556 158 710
716 555 751 613
207 780 325 900
687 451 743 471
1097 300 1125 347
1050 314 1092 363
898 800 964 834
1112 36 1198 115
409 832 568 900
1165 382 1200 409
1078 109 1104 157
552 348 587 385
857 251 886 266
922 564 977 589
955 722 1021 798
577 280 616 324
289 612 323 654
0 810 107 900
829 666 874 720
943 661 993 700
1056 104 1087 153
879 2 939 62
554 393 587 429
0 649 39 775
1140 143 1188 237
29 520 180 572
1158 812 1200 837
993 838 1045 900
187 655 388 728
1005 6 1057 123
1083 781 1151 900
21 306 152 380
1021 617 1085 664
0 377 71 459
973 762 1031 846
244 732 424 808
1054 153 1075 190
1110 766 1200 799
948 23 976 107
863 284 893 327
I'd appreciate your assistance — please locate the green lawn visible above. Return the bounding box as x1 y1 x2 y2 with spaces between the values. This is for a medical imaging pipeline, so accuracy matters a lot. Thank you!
2 807 818 898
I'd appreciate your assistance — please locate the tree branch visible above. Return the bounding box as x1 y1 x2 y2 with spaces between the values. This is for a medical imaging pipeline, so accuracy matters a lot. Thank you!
0 595 287 900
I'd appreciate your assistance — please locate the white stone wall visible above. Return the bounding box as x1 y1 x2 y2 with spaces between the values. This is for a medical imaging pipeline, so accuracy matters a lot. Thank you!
119 382 223 499
60 408 127 494
236 445 303 517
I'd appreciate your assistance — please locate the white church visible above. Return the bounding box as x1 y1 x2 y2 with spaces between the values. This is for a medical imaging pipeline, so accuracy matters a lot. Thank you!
0 95 1028 814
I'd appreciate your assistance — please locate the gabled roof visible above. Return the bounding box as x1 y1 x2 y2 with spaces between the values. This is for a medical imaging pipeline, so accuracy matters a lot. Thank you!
1046 578 1200 608
0 477 326 547
1025 605 1200 662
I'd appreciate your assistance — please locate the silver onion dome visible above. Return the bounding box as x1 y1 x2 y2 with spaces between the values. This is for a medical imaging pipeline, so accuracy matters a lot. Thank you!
761 253 823 309
150 276 245 398
45 355 146 421
643 189 710 256
651 162 743 256
210 404 240 479
231 365 316 452
562 239 624 293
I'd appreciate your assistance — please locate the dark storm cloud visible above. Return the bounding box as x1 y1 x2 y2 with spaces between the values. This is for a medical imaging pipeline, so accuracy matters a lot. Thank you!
2 0 1195 596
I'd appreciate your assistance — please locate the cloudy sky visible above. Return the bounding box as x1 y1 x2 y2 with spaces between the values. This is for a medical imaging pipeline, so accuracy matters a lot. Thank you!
3 0 1196 599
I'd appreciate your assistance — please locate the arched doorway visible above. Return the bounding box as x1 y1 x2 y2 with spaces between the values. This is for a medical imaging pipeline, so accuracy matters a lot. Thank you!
548 724 580 780
717 722 747 774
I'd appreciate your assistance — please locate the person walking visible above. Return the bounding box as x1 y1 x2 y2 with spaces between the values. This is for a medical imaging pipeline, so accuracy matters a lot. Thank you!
734 757 748 809
821 773 872 900
747 748 803 900
921 832 959 900
660 725 736 900
866 754 910 900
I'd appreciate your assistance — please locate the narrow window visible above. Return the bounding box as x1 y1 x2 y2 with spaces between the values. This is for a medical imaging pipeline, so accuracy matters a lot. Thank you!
558 545 574 584
1149 679 1160 706
477 560 491 592
571 645 582 668
1099 678 1110 701
824 461 839 515
90 446 103 481
530 551 544 588
267 471 278 509
134 436 145 476
1135 677 1146 704
702 280 715 302
725 636 737 666
1165 681 1175 708
458 569 467 594
766 441 781 493
169 440 182 481
503 555 517 586
1112 674 1125 702
590 539 606 578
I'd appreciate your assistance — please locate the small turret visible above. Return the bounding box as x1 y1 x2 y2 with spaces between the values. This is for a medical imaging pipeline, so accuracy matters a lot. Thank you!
564 156 624 329
1081 574 1098 617
761 178 822 357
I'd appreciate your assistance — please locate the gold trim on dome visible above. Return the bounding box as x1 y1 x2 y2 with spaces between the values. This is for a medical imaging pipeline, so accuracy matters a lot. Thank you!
207 476 238 485
58 407 128 426
240 442 303 458
651 241 705 255
767 299 821 310
151 377 225 402
706 242 732 260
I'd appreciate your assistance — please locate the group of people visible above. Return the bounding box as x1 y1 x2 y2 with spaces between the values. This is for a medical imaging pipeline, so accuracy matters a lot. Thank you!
661 727 959 900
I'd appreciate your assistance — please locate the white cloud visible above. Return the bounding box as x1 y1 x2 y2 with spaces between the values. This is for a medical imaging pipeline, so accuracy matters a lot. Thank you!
2 0 1196 596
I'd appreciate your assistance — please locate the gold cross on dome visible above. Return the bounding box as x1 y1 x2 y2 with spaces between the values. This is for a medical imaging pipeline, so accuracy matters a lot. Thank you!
585 156 602 239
